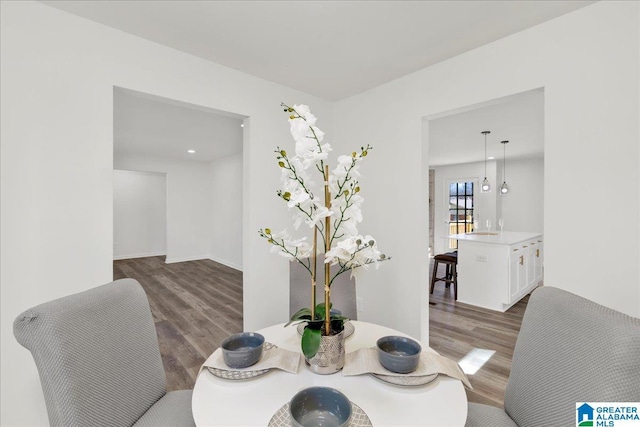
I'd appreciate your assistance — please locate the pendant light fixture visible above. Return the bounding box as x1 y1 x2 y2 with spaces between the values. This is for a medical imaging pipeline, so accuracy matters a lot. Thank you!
500 140 509 195
481 131 491 192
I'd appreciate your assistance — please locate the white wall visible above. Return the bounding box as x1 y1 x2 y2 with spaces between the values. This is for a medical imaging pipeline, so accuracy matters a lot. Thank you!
499 157 544 234
431 157 544 256
210 153 243 270
432 160 496 256
334 1 639 343
115 152 243 269
0 2 332 425
115 154 214 263
2 1 638 425
113 170 167 259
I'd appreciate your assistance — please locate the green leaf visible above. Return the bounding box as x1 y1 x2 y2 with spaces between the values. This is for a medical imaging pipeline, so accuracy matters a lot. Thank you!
315 302 332 312
331 318 345 333
285 307 312 327
291 307 312 318
301 326 322 359
314 302 333 319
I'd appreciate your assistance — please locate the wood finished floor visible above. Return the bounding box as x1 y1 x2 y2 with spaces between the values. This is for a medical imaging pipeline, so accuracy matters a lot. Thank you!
114 256 528 409
428 260 529 408
113 256 243 391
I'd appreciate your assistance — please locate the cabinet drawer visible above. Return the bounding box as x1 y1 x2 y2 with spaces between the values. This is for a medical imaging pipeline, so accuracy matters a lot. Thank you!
510 243 531 253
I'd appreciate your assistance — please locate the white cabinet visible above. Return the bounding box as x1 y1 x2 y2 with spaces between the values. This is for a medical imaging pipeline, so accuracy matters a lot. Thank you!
533 239 544 282
507 238 543 305
452 232 543 312
509 248 524 303
525 245 536 287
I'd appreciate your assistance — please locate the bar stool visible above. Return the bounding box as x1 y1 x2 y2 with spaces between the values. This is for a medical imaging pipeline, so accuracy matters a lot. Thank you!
430 252 458 300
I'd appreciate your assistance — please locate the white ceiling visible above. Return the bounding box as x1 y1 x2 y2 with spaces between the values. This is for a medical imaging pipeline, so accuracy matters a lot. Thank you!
429 88 544 167
113 86 543 166
42 0 595 102
114 87 243 162
63 2 563 163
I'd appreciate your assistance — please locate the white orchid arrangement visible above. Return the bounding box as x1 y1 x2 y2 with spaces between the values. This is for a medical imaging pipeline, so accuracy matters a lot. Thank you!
259 103 389 358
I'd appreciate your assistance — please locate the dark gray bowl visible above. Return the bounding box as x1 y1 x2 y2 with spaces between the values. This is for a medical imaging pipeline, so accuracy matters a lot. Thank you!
376 335 422 374
221 332 265 369
289 386 352 427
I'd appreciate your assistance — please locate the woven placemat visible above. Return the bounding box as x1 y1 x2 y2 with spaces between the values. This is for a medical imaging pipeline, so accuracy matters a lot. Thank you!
206 343 276 381
207 366 270 380
268 401 372 427
343 347 472 389
371 372 438 386
297 321 355 338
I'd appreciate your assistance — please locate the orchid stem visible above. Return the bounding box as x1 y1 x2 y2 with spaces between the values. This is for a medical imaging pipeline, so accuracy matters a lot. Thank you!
324 164 331 335
311 226 317 319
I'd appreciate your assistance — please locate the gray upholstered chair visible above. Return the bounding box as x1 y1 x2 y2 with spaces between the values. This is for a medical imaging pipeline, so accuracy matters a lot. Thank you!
465 286 640 427
290 258 358 320
14 278 195 427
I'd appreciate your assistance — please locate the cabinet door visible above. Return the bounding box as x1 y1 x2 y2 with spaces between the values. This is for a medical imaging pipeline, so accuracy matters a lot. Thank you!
509 249 522 303
534 239 543 283
525 242 536 288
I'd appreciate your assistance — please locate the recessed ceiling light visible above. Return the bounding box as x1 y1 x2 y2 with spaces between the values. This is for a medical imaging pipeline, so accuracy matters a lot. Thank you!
240 124 244 128
187 149 196 154
487 156 495 160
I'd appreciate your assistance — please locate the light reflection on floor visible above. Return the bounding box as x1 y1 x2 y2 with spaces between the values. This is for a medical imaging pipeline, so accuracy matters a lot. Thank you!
458 348 496 375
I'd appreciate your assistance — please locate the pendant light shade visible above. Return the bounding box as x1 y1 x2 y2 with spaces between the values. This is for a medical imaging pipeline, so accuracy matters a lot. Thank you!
481 131 491 192
500 140 509 195
482 177 491 192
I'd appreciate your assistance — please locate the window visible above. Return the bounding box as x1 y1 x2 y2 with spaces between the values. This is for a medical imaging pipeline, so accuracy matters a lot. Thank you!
448 181 475 249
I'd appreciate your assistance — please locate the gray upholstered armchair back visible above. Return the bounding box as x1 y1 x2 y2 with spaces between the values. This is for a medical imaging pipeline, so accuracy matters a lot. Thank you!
14 279 167 427
504 287 640 426
290 258 358 320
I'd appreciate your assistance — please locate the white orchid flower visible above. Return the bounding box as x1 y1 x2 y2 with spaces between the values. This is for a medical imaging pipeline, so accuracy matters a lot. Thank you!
333 155 361 177
288 106 317 140
286 187 311 208
311 127 324 142
261 103 388 298
339 220 359 237
324 237 359 264
292 104 315 123
292 211 306 230
307 205 333 228
324 234 383 271
269 230 312 260
295 138 331 169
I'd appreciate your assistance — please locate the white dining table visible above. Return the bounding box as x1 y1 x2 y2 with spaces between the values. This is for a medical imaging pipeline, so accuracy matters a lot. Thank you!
191 321 468 426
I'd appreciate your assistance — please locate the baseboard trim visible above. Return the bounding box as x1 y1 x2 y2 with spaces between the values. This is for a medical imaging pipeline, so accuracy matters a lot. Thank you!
114 252 166 261
164 255 210 264
118 253 242 271
208 256 243 272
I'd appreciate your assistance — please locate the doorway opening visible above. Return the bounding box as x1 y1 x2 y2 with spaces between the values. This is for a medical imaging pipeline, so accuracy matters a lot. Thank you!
112 86 245 267
112 86 247 390
426 87 544 258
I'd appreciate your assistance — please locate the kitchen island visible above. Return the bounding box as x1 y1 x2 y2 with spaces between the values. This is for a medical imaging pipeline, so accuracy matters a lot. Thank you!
447 231 543 312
